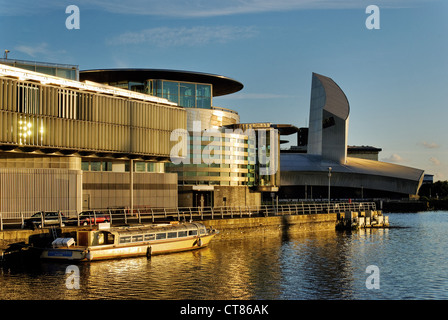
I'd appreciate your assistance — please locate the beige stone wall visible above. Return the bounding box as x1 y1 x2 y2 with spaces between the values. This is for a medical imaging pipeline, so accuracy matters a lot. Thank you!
203 213 338 239
213 186 261 207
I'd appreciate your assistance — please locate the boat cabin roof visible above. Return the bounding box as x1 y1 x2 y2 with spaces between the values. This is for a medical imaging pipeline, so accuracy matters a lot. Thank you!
103 222 206 237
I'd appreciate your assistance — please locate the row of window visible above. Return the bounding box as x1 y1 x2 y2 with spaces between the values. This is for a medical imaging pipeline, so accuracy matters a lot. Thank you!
108 80 212 109
118 228 205 244
189 136 247 143
81 161 165 173
0 60 78 80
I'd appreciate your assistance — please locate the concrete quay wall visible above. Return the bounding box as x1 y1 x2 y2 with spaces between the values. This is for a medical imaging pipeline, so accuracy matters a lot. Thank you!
0 214 338 250
0 227 79 250
202 213 338 240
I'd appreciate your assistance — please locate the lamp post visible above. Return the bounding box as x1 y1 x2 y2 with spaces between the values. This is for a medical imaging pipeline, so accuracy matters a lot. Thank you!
328 167 332 213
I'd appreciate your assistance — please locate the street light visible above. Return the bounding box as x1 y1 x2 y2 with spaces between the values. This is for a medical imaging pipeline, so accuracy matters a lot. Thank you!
328 167 332 211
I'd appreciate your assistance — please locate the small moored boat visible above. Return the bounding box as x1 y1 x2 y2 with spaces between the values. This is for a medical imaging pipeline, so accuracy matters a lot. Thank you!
41 222 218 261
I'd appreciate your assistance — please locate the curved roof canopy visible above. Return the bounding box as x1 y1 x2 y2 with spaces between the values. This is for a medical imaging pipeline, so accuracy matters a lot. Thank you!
280 153 424 195
313 73 350 120
80 69 244 97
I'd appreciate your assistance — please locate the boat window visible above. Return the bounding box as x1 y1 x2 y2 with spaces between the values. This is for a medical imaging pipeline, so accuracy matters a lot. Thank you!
156 233 166 240
119 236 131 244
199 228 206 235
106 233 115 244
144 234 155 241
167 232 177 239
178 231 187 237
188 230 197 236
132 235 143 242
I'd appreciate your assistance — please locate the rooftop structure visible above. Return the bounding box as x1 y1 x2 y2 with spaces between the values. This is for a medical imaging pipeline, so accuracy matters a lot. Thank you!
0 58 79 81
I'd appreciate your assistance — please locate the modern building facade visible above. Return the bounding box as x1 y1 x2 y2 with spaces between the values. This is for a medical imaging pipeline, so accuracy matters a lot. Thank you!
0 58 424 214
0 61 186 213
80 69 280 208
279 72 424 200
307 73 350 163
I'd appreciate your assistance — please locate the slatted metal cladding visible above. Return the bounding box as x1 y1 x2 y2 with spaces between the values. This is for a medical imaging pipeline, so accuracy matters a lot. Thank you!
0 76 187 159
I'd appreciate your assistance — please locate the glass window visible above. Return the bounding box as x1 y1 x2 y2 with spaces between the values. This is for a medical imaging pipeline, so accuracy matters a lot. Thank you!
15 63 35 71
81 161 89 171
180 82 195 96
36 66 56 76
162 81 179 105
91 162 101 171
178 231 187 237
156 233 166 240
129 82 145 93
166 94 179 104
104 162 113 172
167 232 177 239
196 84 212 108
119 236 131 244
196 84 211 98
155 80 163 97
188 230 197 236
145 80 153 95
135 162 146 172
179 94 195 108
163 81 179 95
179 82 196 108
56 68 73 80
196 97 211 108
132 235 143 242
144 234 155 241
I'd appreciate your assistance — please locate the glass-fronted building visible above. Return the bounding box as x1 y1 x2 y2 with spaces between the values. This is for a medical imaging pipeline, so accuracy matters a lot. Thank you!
80 69 280 207
0 58 78 80
108 79 212 109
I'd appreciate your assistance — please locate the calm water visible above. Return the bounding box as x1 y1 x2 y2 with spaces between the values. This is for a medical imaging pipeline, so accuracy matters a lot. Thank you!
1 211 448 300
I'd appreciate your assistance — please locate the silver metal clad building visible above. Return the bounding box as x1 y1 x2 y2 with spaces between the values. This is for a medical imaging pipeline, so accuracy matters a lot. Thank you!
280 72 424 199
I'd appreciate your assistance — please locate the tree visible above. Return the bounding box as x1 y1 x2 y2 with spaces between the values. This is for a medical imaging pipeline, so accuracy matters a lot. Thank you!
419 181 448 199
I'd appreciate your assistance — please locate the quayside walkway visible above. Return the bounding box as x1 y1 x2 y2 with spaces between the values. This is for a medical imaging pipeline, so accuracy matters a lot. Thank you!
0 202 377 247
0 201 376 230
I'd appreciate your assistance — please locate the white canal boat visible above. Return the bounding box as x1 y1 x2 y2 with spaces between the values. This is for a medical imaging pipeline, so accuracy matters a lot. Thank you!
41 222 218 261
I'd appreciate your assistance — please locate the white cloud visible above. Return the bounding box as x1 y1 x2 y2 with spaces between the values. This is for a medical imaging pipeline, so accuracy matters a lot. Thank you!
434 172 446 181
0 0 428 17
217 92 293 100
420 141 440 149
86 0 428 17
381 153 405 163
15 42 67 60
429 157 441 166
108 25 258 47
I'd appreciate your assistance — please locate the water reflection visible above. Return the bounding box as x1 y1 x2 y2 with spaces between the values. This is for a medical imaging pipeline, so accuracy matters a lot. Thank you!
2 212 448 300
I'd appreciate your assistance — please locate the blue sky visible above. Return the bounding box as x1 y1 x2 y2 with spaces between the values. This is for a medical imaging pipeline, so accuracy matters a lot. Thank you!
1 0 447 181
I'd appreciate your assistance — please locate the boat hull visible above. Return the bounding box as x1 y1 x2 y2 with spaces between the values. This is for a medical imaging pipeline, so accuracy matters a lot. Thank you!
41 232 216 261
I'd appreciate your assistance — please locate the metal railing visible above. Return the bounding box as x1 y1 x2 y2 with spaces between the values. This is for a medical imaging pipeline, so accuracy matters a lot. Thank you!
0 201 376 230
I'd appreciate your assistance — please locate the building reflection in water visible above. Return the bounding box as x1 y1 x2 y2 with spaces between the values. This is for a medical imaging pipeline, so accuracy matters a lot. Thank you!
1 228 391 300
